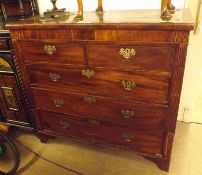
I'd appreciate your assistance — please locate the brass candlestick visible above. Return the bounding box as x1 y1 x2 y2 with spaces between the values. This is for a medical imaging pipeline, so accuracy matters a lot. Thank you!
43 0 69 19
51 0 58 11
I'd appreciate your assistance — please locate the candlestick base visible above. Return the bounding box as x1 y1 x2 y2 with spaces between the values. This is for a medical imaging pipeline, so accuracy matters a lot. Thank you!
44 8 69 18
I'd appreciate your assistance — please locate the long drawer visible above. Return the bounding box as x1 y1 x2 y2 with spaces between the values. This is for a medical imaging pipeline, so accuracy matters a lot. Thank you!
21 41 85 65
27 63 170 103
38 110 164 156
32 88 168 130
87 44 174 72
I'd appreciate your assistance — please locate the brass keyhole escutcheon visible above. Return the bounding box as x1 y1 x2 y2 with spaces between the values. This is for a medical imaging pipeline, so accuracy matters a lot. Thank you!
119 48 136 60
54 98 64 107
123 133 134 142
82 69 95 78
88 118 100 125
84 95 96 103
121 80 136 91
44 45 56 55
49 73 61 82
60 121 70 129
121 109 135 119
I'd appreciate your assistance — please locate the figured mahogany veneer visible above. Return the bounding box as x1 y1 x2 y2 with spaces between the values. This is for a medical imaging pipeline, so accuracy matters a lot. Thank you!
6 10 194 171
87 44 174 72
27 64 170 103
21 41 85 64
39 110 164 156
32 87 168 130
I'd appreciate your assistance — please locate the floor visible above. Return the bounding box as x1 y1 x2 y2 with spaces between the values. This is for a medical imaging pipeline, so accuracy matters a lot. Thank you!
1 122 202 175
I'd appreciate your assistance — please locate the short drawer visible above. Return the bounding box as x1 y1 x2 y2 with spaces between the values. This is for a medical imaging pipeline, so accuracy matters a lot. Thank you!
87 44 173 72
0 39 9 50
32 88 168 130
38 110 164 156
27 64 170 103
21 41 85 65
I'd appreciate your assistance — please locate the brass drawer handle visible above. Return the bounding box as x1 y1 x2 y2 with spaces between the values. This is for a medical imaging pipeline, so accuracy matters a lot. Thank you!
119 48 136 60
123 133 134 142
82 69 95 78
49 73 61 82
44 45 56 55
88 118 100 125
60 121 70 129
121 109 135 119
54 98 64 107
121 80 136 91
84 95 96 103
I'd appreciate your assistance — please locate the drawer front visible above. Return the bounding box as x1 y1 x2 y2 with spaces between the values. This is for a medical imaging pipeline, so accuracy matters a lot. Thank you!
32 88 167 129
38 110 164 155
27 64 169 103
21 41 85 65
0 39 9 50
87 44 173 72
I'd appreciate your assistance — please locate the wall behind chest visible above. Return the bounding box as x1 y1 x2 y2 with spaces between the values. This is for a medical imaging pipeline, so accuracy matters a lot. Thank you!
37 0 185 14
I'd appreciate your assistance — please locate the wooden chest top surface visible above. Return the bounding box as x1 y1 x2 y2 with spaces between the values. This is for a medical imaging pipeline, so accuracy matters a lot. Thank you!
6 9 194 31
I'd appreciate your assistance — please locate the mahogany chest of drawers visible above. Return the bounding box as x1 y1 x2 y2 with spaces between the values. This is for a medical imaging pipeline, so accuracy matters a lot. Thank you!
7 10 194 171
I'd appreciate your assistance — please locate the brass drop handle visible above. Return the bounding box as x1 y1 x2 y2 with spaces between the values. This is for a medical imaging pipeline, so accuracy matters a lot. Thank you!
84 95 96 103
54 98 64 107
119 48 136 60
49 73 61 82
123 133 135 142
82 69 95 78
60 121 70 129
44 45 56 55
121 109 135 119
121 80 136 91
88 118 100 125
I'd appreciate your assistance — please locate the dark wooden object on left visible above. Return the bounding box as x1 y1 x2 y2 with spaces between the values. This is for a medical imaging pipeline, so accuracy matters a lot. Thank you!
0 30 33 129
0 0 39 130
0 0 39 22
